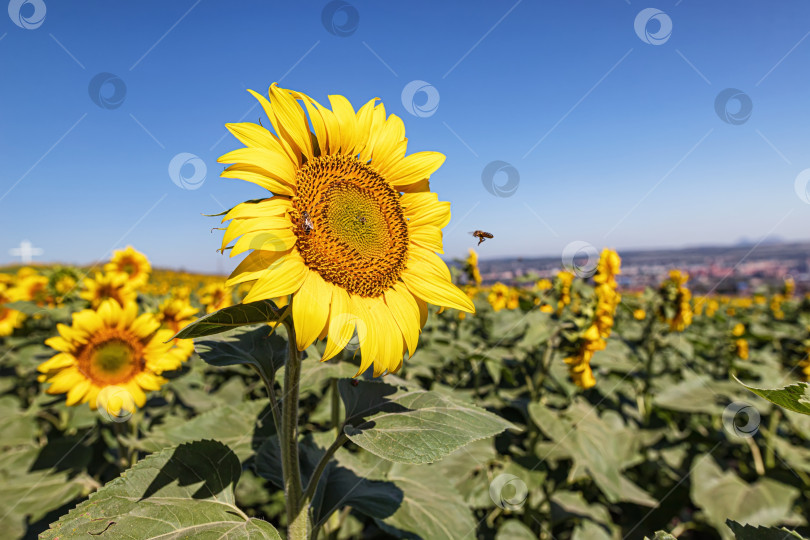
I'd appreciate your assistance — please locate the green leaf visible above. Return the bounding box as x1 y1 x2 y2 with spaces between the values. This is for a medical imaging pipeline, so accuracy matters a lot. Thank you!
736 377 810 416
172 300 285 340
335 451 477 540
691 453 800 539
725 520 807 539
339 379 516 464
254 434 401 526
41 440 280 539
194 325 287 381
137 400 274 463
529 400 656 507
496 519 536 540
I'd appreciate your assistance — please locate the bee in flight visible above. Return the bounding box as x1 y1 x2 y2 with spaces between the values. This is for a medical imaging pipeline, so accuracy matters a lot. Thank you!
300 211 314 234
471 230 494 246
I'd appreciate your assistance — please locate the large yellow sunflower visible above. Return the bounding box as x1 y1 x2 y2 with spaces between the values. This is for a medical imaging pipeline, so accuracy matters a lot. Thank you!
104 246 151 288
38 299 189 412
218 84 474 376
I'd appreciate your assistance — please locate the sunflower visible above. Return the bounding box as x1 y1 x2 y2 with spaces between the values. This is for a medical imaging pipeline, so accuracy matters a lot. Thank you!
104 246 151 288
81 271 137 309
156 296 199 360
37 299 188 412
15 274 52 306
0 284 24 336
217 84 474 376
199 282 234 314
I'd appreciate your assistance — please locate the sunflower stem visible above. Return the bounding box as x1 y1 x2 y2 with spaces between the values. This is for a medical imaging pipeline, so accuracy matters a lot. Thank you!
302 432 349 507
281 318 308 540
250 363 282 435
330 378 341 438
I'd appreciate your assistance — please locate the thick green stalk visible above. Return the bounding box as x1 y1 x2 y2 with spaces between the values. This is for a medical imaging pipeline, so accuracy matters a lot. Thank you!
281 319 308 540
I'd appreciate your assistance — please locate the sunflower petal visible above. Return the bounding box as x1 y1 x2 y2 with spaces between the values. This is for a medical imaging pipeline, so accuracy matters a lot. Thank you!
242 255 308 303
322 286 355 361
292 271 331 351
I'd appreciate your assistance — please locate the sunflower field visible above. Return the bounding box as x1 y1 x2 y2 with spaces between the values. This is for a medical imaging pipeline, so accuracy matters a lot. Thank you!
2 244 810 540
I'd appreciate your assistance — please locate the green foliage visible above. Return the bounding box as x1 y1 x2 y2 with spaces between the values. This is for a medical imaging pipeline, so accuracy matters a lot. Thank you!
172 299 285 339
737 378 810 416
40 440 281 539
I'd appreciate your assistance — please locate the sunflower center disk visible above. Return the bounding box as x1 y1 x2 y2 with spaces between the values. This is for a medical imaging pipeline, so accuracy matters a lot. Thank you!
294 155 409 297
79 331 143 385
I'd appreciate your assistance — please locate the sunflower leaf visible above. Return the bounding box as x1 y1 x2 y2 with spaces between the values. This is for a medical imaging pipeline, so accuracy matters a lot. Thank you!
171 300 285 340
735 377 810 416
41 440 281 540
725 520 807 539
195 325 287 380
339 380 516 464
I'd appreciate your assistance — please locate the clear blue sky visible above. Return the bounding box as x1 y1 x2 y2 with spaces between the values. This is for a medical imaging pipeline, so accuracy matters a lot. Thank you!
2 0 810 273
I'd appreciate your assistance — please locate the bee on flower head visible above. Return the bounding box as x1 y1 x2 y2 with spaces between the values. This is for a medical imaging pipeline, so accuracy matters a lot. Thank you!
470 230 493 246
299 211 314 234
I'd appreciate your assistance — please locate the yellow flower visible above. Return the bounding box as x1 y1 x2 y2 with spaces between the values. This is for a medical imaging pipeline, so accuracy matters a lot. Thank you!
487 282 518 312
732 323 745 337
217 84 473 376
157 297 199 361
15 274 52 306
593 248 621 288
199 282 234 314
37 299 187 412
81 272 137 309
735 338 749 360
105 246 152 288
556 270 575 312
633 309 646 320
0 285 24 336
535 279 552 291
464 248 482 287
785 277 795 298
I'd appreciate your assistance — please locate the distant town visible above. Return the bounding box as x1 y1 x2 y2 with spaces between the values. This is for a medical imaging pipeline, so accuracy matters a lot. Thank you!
462 241 810 295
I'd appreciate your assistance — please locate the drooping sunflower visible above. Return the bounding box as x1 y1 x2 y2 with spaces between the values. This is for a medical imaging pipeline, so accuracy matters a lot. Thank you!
38 299 189 412
217 84 474 376
81 271 137 309
104 246 152 288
